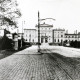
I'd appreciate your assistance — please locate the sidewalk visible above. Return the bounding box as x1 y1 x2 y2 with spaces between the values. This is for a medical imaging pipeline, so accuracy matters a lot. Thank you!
15 45 39 55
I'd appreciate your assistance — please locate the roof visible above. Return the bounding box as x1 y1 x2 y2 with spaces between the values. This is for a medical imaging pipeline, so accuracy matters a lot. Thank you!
35 23 53 27
24 29 36 30
65 34 78 35
53 29 65 31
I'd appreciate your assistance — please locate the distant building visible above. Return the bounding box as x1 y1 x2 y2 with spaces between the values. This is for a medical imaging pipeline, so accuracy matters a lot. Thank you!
23 23 80 44
35 23 53 43
24 23 53 43
24 29 36 43
53 29 65 44
65 34 79 42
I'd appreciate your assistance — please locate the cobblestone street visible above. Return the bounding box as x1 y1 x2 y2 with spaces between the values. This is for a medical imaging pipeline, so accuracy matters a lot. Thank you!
0 45 80 80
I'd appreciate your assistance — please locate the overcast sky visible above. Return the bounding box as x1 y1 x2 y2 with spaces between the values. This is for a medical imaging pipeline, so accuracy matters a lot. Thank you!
17 0 80 33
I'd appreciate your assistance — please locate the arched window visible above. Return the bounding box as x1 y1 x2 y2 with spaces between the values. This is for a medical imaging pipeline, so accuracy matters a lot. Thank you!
55 39 56 42
58 39 59 42
61 39 63 43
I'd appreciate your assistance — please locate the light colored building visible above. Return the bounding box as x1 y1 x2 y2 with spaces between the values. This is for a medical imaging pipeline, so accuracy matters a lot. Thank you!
35 23 53 43
24 23 53 43
23 23 80 45
53 29 65 44
24 29 36 43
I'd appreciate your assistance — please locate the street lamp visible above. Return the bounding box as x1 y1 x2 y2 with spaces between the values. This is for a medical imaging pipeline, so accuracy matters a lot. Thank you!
37 11 56 52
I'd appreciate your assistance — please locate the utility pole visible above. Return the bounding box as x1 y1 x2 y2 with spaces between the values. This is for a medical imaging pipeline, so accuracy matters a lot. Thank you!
38 11 40 52
21 21 23 48
37 11 55 52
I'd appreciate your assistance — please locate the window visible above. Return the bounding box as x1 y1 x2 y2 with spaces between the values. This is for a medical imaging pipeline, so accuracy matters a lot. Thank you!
61 35 63 37
72 36 74 38
55 39 56 42
58 39 59 42
29 39 31 42
29 34 31 37
33 39 34 42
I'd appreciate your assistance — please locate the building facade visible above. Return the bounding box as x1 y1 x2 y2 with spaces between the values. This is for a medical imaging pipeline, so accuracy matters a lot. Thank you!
24 23 53 43
35 23 53 43
65 34 79 42
53 29 65 44
24 29 37 43
23 23 80 44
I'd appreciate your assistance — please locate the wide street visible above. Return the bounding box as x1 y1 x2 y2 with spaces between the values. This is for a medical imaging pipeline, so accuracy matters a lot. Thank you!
0 44 80 80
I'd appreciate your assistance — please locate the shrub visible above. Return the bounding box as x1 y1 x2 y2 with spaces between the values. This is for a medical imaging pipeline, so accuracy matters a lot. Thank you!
0 36 13 50
70 41 80 48
18 39 32 50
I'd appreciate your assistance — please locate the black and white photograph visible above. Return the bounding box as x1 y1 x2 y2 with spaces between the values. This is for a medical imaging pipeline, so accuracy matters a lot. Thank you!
0 0 80 80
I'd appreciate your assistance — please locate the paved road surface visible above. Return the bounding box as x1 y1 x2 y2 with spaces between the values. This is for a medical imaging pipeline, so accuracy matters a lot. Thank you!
0 44 80 80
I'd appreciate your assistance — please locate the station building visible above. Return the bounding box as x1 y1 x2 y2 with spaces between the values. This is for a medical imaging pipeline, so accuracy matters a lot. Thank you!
24 23 53 43
53 29 65 44
23 23 80 44
65 34 80 42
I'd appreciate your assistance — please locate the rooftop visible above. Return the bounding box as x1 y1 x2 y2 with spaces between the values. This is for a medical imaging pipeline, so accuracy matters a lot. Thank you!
53 29 65 31
65 33 79 35
24 29 36 30
35 23 53 27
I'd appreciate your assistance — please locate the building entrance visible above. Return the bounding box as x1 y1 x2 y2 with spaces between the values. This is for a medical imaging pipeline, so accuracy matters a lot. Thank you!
41 36 48 43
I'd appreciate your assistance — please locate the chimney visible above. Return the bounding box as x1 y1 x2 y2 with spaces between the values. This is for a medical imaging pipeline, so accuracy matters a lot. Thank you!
76 30 77 34
74 31 75 34
66 30 68 34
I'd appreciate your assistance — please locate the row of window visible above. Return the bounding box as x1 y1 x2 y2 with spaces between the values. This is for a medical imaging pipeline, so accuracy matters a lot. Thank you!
54 39 63 43
26 39 34 42
65 36 78 38
55 35 63 38
54 32 63 33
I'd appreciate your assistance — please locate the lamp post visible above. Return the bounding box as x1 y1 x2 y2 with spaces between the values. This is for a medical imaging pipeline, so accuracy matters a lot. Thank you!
38 11 40 52
21 21 23 48
37 11 56 52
